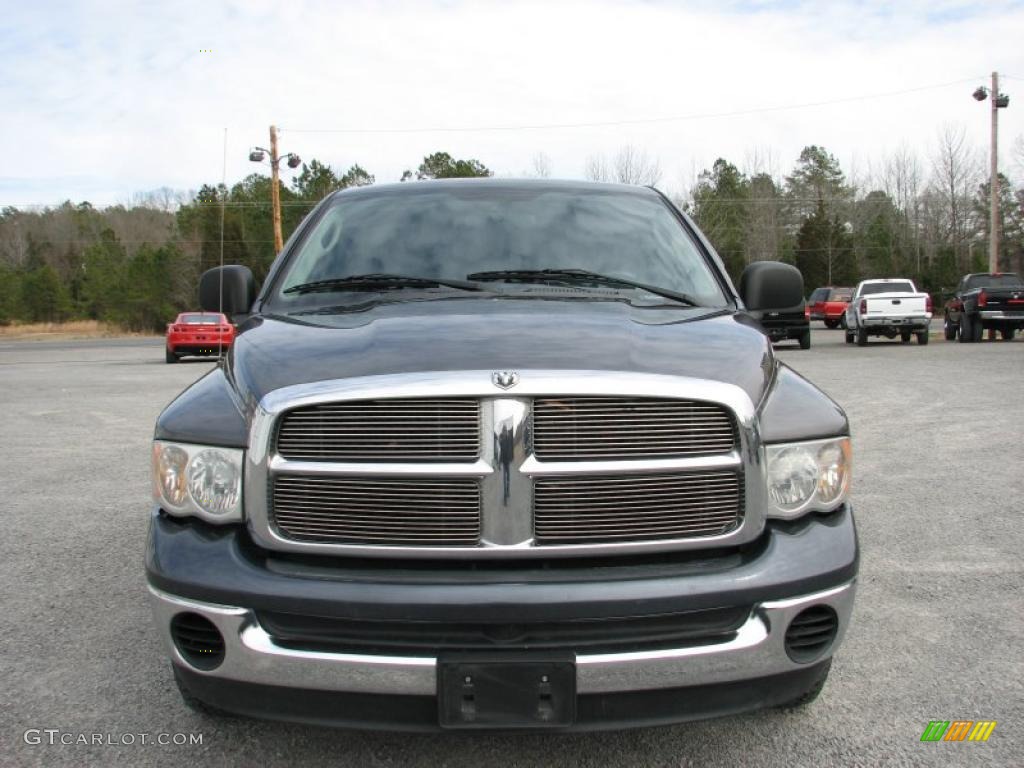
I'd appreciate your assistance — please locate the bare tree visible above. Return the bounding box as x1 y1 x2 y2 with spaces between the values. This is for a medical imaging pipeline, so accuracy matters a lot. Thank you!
529 152 552 179
584 146 661 186
612 145 662 186
929 123 985 270
584 154 611 183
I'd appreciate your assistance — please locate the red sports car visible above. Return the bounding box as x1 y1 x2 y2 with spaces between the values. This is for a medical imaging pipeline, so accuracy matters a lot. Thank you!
165 312 235 363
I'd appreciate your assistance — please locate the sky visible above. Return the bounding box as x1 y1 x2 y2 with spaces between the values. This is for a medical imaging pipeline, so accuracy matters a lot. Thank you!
2 0 1024 207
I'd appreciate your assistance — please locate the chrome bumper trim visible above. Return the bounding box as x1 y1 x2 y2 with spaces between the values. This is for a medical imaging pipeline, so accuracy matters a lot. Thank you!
861 316 930 326
150 580 855 696
979 310 1024 319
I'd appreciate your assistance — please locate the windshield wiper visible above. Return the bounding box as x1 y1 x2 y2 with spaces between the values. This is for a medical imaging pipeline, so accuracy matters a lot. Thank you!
284 273 483 295
466 268 703 307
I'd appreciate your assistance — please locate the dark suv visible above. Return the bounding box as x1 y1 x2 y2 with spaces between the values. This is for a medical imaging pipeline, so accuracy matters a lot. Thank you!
148 180 857 731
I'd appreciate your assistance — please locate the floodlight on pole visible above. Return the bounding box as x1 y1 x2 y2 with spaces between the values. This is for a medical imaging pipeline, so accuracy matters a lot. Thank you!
248 126 302 252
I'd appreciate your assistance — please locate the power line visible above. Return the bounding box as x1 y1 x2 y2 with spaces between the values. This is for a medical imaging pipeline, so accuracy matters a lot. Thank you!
281 77 983 135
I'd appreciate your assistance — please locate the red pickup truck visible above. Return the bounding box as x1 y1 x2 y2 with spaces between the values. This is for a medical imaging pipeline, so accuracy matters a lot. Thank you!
165 312 235 363
807 287 853 328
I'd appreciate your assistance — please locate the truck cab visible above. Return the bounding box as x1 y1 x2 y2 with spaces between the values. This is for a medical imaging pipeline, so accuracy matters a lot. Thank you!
147 179 857 731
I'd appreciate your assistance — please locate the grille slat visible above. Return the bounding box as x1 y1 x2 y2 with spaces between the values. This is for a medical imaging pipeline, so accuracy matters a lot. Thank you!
276 399 480 462
534 397 736 461
272 475 481 546
535 469 742 545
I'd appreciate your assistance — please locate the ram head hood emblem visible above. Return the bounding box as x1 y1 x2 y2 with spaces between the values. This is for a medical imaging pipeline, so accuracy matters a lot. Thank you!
491 370 520 389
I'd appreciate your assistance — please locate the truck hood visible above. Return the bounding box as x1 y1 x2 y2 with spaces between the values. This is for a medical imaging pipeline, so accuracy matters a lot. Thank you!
227 299 775 409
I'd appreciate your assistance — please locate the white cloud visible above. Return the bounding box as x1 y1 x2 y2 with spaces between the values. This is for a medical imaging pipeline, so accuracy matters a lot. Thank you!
2 0 1023 206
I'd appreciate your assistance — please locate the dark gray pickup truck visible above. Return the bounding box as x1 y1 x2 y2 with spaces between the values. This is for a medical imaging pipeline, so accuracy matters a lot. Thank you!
943 272 1024 342
148 179 857 731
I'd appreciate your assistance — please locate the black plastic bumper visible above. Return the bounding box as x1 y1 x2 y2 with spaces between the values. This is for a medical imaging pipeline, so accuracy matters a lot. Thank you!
174 660 831 732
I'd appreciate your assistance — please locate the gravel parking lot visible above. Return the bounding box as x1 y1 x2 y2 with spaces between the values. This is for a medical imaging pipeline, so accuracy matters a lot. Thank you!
1 327 1022 767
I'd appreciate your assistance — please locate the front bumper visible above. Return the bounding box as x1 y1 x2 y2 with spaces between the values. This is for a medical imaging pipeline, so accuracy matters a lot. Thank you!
147 506 858 729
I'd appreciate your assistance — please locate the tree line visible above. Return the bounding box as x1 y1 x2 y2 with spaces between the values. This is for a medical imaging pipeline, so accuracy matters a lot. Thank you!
683 130 1024 293
1 135 1021 331
0 152 492 330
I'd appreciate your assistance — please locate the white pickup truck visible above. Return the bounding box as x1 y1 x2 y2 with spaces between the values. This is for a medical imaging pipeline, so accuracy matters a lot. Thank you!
844 279 932 346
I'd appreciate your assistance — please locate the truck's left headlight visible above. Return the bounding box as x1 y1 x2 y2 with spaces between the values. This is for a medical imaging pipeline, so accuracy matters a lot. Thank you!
765 437 851 520
152 441 244 523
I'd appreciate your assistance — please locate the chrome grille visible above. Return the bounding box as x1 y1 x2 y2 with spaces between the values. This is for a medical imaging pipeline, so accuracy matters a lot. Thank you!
534 470 742 544
272 475 481 546
533 397 736 460
276 398 480 461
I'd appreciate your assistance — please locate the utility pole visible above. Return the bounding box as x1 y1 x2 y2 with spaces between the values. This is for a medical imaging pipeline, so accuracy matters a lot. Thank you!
269 125 283 253
973 73 1010 273
989 72 1000 273
249 128 301 254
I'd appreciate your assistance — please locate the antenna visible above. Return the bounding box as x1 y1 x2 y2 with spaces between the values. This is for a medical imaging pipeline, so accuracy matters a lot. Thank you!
218 127 227 361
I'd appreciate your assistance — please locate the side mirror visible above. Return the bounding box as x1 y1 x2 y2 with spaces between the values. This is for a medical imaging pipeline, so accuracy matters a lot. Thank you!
739 261 804 311
199 265 257 317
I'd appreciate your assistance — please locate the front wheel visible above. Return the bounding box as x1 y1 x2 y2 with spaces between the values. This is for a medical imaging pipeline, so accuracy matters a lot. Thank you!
917 329 929 345
799 330 811 350
943 315 957 340
1001 328 1016 341
824 319 839 329
840 315 848 330
856 327 868 346
845 329 854 344
900 330 912 343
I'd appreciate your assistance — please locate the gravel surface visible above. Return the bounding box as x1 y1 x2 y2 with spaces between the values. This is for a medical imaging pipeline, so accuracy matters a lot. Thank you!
1 328 1021 767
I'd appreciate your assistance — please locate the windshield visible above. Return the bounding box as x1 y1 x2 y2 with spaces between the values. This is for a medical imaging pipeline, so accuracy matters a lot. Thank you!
860 281 914 296
966 274 1023 290
829 288 852 301
270 185 729 311
181 313 220 324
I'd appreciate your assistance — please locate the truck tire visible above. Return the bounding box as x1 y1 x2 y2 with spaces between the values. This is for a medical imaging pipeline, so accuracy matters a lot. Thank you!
1001 328 1016 341
799 330 811 350
943 315 957 340
840 315 848 330
845 329 854 344
824 319 839 329
900 330 912 343
165 348 178 364
856 327 868 347
779 659 832 710
959 313 974 343
916 329 929 345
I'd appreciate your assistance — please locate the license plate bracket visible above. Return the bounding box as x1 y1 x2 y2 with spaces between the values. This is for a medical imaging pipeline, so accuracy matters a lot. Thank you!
438 654 576 729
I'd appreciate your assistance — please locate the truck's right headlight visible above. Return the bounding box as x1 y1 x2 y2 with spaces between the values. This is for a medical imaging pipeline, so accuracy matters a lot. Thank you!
152 441 244 523
765 437 851 520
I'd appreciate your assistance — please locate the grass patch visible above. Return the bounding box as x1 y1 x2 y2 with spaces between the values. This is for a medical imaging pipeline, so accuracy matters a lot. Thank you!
0 320 159 341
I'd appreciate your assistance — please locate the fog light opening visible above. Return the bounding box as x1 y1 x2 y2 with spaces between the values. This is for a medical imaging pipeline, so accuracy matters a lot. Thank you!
170 612 225 671
784 605 838 664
